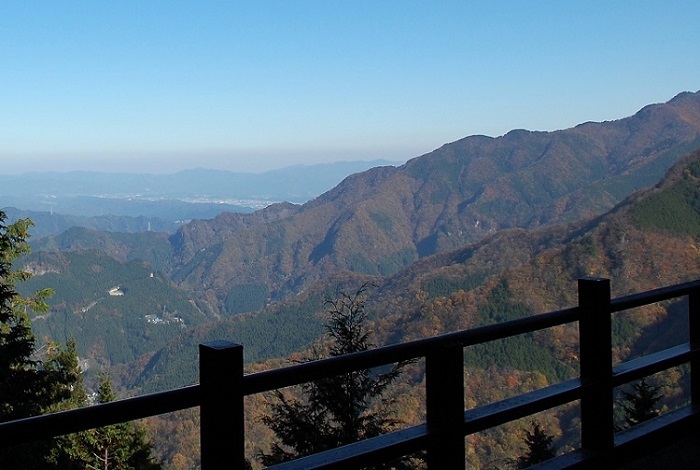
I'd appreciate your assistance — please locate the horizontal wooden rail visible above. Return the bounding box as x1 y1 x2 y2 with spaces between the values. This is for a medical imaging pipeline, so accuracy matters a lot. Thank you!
612 343 696 386
244 306 581 395
0 385 199 446
0 278 699 469
611 279 700 312
266 424 430 470
463 379 583 435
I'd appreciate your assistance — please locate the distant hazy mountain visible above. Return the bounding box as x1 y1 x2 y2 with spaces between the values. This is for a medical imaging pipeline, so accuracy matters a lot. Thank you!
22 91 700 388
27 91 700 317
0 159 398 220
2 207 180 239
163 91 700 313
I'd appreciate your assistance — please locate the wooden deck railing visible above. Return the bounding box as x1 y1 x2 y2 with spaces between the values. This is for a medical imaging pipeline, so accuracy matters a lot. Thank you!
1 277 699 469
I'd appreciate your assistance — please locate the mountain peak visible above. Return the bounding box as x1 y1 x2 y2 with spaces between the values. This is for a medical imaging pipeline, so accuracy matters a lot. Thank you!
164 91 700 314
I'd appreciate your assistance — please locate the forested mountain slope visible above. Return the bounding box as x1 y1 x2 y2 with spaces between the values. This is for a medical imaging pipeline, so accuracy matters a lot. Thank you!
132 147 700 469
131 146 700 393
371 146 700 346
18 250 206 371
24 99 697 468
31 226 174 271
169 91 700 314
2 207 179 238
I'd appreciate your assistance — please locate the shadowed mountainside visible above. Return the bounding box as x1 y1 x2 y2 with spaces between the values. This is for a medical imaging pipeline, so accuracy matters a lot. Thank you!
129 144 700 393
167 91 700 314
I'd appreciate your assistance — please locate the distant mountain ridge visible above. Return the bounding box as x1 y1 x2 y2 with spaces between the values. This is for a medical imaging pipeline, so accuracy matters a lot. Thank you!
131 143 700 393
2 207 179 239
19 92 700 466
163 90 700 313
20 91 700 393
0 160 397 220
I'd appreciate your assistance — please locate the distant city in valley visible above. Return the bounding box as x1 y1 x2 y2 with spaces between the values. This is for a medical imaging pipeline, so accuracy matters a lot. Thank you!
6 90 700 469
0 160 399 236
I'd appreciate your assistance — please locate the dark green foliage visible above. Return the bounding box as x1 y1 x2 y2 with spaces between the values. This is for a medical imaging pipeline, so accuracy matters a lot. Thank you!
0 212 83 468
44 338 87 412
32 226 175 271
619 378 663 429
632 183 700 235
17 250 203 368
347 252 375 274
516 421 556 468
611 315 640 351
631 159 700 236
422 272 487 299
225 282 269 314
562 234 597 278
378 248 417 275
0 216 49 421
369 211 394 235
56 375 161 470
689 158 700 178
464 281 574 383
2 339 86 469
137 293 326 392
258 284 416 469
0 213 159 468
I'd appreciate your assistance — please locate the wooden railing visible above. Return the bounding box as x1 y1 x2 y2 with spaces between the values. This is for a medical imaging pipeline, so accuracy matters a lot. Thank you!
1 277 699 469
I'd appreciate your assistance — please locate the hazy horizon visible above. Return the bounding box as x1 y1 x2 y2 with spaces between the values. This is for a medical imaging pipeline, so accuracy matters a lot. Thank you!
0 152 407 175
2 2 698 174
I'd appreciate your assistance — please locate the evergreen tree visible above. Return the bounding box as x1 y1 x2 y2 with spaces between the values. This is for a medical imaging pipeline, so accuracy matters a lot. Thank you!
0 214 59 421
0 212 79 468
0 212 158 468
619 378 662 428
58 374 161 470
516 421 555 469
46 339 94 470
259 284 416 468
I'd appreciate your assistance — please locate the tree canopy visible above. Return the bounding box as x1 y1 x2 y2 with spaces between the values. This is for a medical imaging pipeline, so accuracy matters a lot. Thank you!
0 213 81 466
258 284 418 468
619 378 663 429
516 421 556 469
0 211 161 469
55 374 161 470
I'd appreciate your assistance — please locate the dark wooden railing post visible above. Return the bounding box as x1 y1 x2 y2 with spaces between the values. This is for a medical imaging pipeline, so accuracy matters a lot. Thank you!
578 277 614 455
199 341 245 470
689 288 700 405
426 343 465 469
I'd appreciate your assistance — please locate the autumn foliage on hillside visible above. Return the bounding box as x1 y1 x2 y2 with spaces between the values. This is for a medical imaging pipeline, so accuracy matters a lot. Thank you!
137 147 700 468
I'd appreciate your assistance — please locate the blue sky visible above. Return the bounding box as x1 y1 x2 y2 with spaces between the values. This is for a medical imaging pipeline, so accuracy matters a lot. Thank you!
1 1 698 174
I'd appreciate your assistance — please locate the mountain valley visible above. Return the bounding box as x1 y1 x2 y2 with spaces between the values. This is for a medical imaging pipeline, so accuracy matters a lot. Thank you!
9 90 700 468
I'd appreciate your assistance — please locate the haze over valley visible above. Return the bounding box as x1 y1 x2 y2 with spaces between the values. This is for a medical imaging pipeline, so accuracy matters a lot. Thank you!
4 89 700 468
11 89 699 365
0 160 395 237
4 2 700 467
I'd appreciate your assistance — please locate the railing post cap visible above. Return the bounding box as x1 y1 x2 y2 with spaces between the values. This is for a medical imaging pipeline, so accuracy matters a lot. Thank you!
200 340 241 350
578 277 610 283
